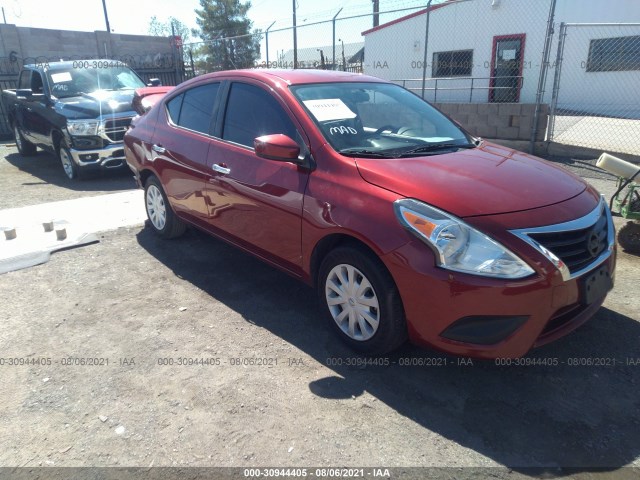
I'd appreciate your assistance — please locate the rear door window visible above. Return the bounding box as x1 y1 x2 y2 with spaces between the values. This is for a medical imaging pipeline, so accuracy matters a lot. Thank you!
170 83 220 135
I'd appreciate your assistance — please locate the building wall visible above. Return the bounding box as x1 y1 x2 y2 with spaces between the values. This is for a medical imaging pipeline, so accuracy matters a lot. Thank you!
363 0 640 116
0 24 173 61
434 102 548 141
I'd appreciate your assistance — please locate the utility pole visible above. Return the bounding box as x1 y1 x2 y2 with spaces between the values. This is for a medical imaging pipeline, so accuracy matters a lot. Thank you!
372 0 379 27
292 0 297 69
101 0 111 32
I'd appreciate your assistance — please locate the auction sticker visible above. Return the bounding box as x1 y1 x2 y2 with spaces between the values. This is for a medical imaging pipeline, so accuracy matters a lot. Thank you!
303 98 357 122
51 72 72 83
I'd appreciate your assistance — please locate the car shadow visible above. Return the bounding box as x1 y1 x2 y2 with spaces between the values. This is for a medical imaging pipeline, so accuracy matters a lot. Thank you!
4 151 135 191
136 225 640 474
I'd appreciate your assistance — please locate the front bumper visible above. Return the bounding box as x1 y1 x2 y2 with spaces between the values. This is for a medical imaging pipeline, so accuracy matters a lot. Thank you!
382 196 616 359
69 143 127 170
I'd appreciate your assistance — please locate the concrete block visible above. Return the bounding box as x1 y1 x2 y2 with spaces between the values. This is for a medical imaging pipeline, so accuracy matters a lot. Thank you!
488 113 507 127
498 103 521 116
452 114 469 126
458 103 478 114
497 126 521 140
475 125 497 138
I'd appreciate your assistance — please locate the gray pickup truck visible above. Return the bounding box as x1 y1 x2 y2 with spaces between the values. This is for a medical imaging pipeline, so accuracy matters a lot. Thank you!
2 60 153 179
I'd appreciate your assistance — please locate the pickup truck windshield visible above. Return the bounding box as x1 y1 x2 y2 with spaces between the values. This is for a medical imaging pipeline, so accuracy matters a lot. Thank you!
291 82 474 158
47 65 145 99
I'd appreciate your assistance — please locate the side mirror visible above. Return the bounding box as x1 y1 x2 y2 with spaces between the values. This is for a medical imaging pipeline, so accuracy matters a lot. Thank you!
254 134 300 162
16 89 32 99
147 78 162 87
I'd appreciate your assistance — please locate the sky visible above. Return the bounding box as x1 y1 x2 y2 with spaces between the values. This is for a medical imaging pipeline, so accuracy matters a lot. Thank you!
1 0 429 61
1 0 428 38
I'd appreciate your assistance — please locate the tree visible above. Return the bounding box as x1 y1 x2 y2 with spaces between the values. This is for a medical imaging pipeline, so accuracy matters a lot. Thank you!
148 16 191 44
193 0 261 71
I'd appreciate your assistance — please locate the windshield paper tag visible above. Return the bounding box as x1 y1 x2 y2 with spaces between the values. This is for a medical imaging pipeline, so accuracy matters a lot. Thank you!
303 99 357 122
51 72 72 83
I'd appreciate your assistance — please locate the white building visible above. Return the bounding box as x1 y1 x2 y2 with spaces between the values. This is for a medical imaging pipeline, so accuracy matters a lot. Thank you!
362 0 640 117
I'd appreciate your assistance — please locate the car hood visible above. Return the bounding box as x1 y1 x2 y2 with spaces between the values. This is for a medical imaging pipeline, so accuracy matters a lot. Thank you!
354 142 587 218
54 90 136 120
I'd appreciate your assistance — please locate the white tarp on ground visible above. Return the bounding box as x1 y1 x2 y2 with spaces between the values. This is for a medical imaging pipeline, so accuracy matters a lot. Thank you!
0 190 145 274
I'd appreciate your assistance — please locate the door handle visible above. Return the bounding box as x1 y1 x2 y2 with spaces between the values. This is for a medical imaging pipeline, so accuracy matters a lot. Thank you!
212 163 230 175
152 144 165 153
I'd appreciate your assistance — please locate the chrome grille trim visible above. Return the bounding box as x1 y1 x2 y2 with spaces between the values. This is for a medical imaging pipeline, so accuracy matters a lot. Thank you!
510 196 615 281
99 115 134 143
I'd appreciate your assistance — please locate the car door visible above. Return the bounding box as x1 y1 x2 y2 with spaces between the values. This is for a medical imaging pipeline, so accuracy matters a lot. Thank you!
26 70 54 146
204 80 310 272
150 81 221 226
16 70 36 141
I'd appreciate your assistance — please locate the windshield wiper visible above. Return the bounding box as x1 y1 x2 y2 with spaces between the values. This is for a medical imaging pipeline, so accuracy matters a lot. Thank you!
338 148 396 158
398 142 477 157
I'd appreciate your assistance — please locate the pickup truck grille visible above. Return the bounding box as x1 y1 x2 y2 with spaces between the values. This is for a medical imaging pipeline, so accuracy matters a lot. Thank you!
527 207 609 275
103 117 133 142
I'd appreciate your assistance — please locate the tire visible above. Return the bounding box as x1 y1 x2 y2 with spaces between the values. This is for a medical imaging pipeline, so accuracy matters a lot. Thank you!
13 124 37 156
318 245 407 355
618 221 640 254
58 141 80 180
144 175 187 239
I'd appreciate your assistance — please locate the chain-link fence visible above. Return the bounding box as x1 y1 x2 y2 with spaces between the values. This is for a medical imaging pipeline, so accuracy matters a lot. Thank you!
548 23 640 155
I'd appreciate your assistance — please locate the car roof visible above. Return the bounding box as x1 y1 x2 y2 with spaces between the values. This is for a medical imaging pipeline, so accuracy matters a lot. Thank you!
192 69 389 86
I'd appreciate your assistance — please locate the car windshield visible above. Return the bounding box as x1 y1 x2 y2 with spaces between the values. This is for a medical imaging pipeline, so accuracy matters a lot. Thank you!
290 82 475 158
47 64 145 98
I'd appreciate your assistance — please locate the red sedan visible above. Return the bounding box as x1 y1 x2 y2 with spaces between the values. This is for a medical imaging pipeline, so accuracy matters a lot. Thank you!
124 69 615 359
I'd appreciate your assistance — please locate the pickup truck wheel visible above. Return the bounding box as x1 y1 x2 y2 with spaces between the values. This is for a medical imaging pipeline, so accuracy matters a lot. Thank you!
14 125 37 156
144 176 186 239
58 142 80 180
318 246 407 355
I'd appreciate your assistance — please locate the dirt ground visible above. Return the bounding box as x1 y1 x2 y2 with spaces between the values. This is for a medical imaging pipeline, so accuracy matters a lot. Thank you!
0 145 639 479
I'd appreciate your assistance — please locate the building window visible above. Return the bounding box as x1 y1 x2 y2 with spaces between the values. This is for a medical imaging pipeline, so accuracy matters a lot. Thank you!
432 50 473 77
587 36 640 72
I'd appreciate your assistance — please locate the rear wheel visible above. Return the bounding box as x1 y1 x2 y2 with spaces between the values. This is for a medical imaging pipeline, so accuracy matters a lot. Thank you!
14 124 37 156
144 175 186 239
318 246 407 355
618 221 640 254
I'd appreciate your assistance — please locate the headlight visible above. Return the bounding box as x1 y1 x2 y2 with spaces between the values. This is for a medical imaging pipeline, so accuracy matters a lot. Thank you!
394 198 535 279
67 120 100 136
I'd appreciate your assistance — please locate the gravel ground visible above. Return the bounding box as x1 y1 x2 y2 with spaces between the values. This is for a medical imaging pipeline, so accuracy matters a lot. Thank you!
0 145 638 479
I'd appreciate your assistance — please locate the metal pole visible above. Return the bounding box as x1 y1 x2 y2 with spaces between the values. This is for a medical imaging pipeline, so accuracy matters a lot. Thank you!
292 0 297 69
332 8 343 71
421 0 434 99
2 8 6 24
265 22 275 66
548 22 567 144
101 0 111 32
373 0 380 27
529 0 557 153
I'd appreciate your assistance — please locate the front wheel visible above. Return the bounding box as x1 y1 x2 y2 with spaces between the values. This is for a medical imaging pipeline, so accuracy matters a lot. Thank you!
144 176 186 239
14 124 37 156
318 246 407 355
58 141 79 180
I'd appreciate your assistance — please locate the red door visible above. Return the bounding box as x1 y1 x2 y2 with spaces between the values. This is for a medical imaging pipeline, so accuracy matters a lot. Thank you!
489 34 525 103
204 81 310 273
151 82 221 224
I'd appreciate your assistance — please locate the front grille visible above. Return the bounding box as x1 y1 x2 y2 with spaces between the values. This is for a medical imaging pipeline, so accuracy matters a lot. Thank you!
103 117 133 142
528 207 608 274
